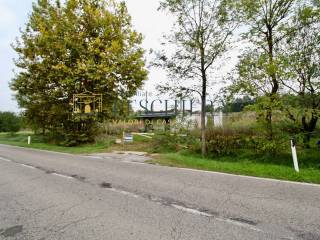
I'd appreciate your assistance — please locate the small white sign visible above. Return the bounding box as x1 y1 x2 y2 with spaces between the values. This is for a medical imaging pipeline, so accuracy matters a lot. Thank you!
123 133 133 143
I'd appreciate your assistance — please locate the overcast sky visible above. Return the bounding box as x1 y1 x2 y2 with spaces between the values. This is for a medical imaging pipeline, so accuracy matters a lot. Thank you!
0 0 238 112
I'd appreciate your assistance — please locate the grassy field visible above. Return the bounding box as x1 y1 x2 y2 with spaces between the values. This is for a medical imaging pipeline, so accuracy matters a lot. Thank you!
0 132 113 154
150 152 320 184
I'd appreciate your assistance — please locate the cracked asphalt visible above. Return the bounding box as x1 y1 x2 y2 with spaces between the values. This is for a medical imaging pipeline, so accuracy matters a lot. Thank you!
0 144 320 240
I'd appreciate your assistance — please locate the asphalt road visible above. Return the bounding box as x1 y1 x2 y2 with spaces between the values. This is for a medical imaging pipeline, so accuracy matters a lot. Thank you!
0 144 319 240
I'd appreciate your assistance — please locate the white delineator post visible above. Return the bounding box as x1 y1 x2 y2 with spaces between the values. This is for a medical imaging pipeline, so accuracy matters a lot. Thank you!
291 138 299 172
28 136 31 145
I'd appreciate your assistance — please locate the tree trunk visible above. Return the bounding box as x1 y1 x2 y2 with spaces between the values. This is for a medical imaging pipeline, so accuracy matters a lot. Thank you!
265 25 278 140
267 25 279 95
201 93 206 156
302 113 318 148
200 71 207 156
200 44 207 157
265 108 273 140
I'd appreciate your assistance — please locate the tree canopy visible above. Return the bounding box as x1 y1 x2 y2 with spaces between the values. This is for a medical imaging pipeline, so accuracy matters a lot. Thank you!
156 0 236 155
280 2 320 144
228 0 320 144
11 0 147 144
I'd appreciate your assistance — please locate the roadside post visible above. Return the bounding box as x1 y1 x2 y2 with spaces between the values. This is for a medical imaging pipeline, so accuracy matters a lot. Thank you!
28 136 31 145
290 137 299 173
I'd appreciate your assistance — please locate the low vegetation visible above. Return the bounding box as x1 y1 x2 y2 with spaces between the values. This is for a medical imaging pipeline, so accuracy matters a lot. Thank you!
0 112 21 133
1 0 319 186
1 114 319 184
0 132 113 154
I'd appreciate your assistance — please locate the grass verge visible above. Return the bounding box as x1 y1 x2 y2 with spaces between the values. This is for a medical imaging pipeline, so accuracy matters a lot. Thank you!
107 134 154 152
150 153 320 184
0 133 113 154
1 132 319 184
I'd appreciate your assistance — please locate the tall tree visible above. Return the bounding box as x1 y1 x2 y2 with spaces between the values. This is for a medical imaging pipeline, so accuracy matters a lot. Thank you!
156 0 236 156
281 3 320 146
228 0 296 139
11 0 147 144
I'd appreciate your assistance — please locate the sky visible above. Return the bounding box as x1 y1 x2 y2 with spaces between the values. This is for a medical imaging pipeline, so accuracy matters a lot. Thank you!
0 0 32 112
0 0 239 112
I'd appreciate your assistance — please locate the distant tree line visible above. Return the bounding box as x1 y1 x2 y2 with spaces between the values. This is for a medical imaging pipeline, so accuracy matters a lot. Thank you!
0 112 21 133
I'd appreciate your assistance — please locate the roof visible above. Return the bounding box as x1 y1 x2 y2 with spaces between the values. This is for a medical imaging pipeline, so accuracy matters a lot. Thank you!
136 112 177 119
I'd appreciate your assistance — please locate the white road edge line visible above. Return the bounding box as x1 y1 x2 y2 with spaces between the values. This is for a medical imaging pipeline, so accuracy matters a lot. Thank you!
217 218 263 233
105 185 264 233
171 204 212 217
171 204 263 233
108 188 139 198
122 161 145 165
20 164 36 169
87 156 103 159
0 156 12 162
51 173 74 180
102 181 264 234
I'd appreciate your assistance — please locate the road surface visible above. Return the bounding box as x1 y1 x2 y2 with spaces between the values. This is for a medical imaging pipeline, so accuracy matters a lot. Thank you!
0 144 319 240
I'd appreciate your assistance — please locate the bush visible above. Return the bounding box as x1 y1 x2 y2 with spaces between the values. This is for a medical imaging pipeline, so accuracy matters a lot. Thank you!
204 126 288 157
103 120 144 136
205 127 255 156
57 118 100 146
152 132 183 152
0 112 21 133
252 137 286 155
152 131 199 153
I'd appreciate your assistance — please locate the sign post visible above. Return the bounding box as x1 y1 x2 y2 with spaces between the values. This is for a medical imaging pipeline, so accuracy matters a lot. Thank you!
123 132 133 143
